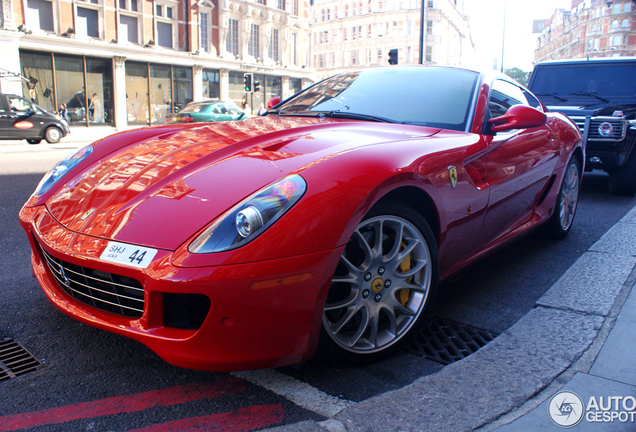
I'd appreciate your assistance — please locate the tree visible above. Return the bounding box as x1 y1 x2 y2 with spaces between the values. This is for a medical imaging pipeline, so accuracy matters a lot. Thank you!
504 67 529 86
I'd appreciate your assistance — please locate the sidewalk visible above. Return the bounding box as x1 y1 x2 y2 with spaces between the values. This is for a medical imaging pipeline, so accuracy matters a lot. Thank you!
266 206 636 431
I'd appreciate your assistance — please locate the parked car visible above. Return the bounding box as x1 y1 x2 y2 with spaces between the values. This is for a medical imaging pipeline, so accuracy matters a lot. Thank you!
167 100 248 123
20 66 583 371
0 93 70 144
528 58 636 195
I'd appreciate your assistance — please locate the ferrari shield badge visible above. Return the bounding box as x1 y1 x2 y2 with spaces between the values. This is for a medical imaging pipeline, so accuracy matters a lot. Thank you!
448 166 458 189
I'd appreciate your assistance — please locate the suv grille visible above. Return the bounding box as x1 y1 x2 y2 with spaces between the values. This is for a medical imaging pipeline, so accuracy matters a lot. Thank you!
41 248 144 318
571 116 627 141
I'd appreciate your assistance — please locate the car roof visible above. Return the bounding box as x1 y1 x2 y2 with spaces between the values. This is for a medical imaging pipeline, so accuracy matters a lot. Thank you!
534 57 636 67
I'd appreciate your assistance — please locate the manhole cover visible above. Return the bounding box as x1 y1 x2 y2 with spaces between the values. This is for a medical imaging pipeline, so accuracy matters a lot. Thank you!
406 317 500 365
0 339 41 381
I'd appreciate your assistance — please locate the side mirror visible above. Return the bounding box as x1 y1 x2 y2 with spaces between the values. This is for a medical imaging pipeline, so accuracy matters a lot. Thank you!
487 104 547 133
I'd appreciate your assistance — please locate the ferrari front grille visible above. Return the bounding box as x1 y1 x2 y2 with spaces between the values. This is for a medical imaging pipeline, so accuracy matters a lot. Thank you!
41 247 145 318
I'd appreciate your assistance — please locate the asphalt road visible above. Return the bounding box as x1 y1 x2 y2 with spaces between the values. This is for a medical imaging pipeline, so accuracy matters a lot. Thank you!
1 147 634 431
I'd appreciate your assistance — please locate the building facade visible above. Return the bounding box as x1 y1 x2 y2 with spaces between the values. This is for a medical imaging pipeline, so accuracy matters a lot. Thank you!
309 0 474 80
535 0 636 63
0 0 314 128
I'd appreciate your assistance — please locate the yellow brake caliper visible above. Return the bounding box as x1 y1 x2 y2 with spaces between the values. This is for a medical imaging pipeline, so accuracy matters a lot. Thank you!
398 242 412 306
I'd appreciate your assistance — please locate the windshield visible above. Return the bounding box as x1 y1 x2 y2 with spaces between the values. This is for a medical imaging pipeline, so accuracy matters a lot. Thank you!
180 103 209 113
531 64 636 100
276 67 479 131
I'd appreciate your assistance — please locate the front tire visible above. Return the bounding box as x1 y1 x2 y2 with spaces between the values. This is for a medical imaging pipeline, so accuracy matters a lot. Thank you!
44 127 62 144
321 203 438 363
547 157 580 239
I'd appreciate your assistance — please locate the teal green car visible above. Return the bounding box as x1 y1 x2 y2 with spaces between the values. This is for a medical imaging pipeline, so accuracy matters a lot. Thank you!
168 100 248 123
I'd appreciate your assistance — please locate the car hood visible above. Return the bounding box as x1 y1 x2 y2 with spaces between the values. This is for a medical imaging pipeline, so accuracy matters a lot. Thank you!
46 116 439 250
546 101 636 119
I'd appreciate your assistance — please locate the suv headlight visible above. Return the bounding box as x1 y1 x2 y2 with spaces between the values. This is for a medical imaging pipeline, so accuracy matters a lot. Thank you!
188 175 306 253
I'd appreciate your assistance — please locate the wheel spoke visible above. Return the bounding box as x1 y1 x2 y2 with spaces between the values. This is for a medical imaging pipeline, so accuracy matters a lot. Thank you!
330 304 361 335
324 291 359 311
399 257 427 278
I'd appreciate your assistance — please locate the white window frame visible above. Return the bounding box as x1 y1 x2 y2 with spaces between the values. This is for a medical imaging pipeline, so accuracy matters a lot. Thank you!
155 0 178 49
75 0 103 40
198 1 215 54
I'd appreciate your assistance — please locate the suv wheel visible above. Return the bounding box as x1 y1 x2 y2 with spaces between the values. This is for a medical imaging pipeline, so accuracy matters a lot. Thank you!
608 149 636 196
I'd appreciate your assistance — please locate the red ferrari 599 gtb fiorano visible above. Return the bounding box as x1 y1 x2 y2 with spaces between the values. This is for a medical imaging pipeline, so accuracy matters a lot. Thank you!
20 66 583 371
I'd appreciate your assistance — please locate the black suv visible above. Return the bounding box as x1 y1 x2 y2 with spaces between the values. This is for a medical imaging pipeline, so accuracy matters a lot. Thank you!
528 58 636 195
0 93 70 144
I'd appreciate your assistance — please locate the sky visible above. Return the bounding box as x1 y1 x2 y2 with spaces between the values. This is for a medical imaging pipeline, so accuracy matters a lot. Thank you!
462 0 575 72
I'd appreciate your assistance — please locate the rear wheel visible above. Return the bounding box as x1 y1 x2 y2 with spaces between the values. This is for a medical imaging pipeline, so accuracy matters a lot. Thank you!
44 127 62 144
321 203 438 363
547 157 580 239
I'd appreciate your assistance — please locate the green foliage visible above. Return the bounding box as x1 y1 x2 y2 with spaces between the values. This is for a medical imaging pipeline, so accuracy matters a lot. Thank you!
504 67 529 86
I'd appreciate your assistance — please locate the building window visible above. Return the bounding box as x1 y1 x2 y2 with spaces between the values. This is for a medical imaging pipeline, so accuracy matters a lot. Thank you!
345 4 349 16
269 28 279 61
119 0 138 11
612 3 621 14
291 33 297 65
227 19 239 55
249 24 260 58
321 9 325 21
352 26 357 39
26 0 54 32
622 19 629 28
611 20 618 29
202 69 219 99
334 6 338 18
612 34 622 46
377 48 382 63
426 46 432 62
77 7 99 38
276 0 284 10
344 28 348 41
157 22 173 48
120 15 139 43
292 0 298 15
427 0 433 7
200 12 210 52
156 1 177 48
325 30 329 43
327 8 331 20
624 2 631 12
426 20 433 34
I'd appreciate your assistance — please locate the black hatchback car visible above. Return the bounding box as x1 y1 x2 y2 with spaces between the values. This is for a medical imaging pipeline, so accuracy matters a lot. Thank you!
0 94 70 144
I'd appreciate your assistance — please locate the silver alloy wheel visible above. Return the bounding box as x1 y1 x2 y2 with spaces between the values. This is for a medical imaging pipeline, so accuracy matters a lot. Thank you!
45 127 61 143
559 161 580 231
323 215 432 354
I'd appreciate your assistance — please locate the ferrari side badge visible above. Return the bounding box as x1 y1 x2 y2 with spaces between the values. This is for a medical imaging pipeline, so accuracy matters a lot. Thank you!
448 166 457 189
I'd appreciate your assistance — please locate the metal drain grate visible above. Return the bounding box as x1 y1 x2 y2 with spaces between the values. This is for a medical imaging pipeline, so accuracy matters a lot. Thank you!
0 339 41 381
406 317 500 365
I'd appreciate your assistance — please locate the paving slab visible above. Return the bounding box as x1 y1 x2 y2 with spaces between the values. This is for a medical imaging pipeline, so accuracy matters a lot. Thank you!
536 252 636 316
589 287 636 387
495 372 636 431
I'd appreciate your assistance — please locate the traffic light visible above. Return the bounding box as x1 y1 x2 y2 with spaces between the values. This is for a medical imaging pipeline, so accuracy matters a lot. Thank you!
243 73 252 91
388 49 398 65
254 81 260 92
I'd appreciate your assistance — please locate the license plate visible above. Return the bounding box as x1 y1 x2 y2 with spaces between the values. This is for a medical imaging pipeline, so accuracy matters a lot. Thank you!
100 241 158 269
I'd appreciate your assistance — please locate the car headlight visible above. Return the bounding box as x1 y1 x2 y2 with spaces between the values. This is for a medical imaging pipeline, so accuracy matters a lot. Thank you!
188 175 307 254
34 145 93 197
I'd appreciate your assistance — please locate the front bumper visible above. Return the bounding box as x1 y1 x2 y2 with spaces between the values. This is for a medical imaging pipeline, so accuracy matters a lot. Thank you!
19 204 343 371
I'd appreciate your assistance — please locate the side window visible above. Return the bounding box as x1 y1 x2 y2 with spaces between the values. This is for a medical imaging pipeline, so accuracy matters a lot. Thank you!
486 79 528 134
8 97 32 112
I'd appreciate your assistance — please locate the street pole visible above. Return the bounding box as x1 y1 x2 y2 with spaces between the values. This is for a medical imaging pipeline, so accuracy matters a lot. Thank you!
419 0 426 64
501 0 507 72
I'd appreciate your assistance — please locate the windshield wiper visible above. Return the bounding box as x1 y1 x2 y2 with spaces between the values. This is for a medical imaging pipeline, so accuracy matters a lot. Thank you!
569 91 610 103
325 110 399 123
535 92 568 102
